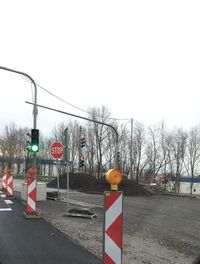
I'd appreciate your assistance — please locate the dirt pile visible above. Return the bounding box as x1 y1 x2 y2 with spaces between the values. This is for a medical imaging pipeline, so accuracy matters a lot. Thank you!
47 173 153 196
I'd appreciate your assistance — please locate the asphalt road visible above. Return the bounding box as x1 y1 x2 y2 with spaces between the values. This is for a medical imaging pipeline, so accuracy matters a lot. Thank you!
0 194 101 264
65 191 200 258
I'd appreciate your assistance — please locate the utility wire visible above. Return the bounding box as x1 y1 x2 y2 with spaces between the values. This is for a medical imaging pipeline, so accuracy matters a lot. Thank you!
21 75 130 121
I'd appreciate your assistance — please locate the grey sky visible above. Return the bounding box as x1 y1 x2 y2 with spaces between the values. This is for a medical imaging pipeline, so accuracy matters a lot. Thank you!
0 0 200 135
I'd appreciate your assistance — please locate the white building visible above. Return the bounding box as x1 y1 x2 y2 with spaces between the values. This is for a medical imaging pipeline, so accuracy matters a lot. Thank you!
169 177 200 195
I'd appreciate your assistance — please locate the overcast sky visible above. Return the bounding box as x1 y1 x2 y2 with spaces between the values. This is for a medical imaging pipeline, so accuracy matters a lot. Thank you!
0 0 200 135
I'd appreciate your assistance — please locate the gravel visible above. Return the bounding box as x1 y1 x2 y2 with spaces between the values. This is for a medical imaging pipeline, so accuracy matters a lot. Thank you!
36 198 195 264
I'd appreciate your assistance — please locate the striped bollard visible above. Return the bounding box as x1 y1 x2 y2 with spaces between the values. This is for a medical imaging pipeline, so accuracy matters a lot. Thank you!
103 191 123 264
24 167 40 219
26 176 36 214
6 169 14 198
2 173 7 191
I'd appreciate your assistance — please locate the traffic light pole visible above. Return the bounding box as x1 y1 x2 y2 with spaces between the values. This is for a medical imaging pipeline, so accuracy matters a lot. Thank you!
26 101 120 169
64 128 70 208
0 66 38 129
0 66 38 172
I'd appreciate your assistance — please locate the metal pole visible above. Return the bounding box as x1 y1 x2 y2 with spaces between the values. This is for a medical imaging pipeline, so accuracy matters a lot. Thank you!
66 161 70 209
26 101 120 169
79 126 82 173
64 128 70 209
130 118 133 179
56 159 60 198
0 66 38 173
0 66 38 129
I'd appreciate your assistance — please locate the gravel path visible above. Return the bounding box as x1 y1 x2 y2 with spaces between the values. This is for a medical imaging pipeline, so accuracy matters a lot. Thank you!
36 198 195 264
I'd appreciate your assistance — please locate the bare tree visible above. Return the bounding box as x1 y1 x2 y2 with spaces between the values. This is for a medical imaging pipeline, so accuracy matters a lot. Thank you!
145 124 168 183
131 121 146 183
170 129 187 193
185 126 200 194
0 123 30 172
87 106 115 178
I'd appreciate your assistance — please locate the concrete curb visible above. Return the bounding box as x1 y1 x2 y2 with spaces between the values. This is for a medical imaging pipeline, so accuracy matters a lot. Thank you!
63 207 97 219
64 198 103 209
161 192 200 198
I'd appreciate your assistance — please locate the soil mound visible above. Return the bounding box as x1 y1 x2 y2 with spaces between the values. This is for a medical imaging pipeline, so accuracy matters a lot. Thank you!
47 173 153 196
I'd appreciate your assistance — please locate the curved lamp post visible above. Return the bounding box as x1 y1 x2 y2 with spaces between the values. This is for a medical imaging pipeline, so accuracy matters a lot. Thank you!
25 101 121 169
0 66 38 129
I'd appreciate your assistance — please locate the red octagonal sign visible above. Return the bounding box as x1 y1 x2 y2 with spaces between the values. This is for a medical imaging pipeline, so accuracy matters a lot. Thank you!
50 141 64 159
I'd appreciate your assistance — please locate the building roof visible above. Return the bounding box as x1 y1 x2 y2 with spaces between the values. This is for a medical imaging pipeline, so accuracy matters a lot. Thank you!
171 177 200 183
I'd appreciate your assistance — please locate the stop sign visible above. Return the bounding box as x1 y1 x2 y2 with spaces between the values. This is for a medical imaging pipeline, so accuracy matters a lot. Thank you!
50 141 64 159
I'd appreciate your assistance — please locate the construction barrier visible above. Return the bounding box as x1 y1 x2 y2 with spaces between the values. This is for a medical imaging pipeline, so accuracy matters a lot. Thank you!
26 176 36 213
6 169 13 198
2 173 7 191
23 167 40 219
103 191 123 264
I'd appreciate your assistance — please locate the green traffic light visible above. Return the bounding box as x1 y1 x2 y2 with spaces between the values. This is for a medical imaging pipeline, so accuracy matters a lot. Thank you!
31 129 39 153
31 144 39 152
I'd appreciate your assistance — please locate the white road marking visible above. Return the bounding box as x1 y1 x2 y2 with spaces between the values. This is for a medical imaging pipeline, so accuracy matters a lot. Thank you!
5 200 13 204
0 208 12 211
0 195 13 211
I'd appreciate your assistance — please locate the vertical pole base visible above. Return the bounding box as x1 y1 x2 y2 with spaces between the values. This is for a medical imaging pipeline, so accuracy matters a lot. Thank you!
6 195 15 200
23 211 41 219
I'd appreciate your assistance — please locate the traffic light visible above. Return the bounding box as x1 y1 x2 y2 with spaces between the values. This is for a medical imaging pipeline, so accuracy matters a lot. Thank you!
79 155 85 167
80 137 86 148
116 151 121 167
30 129 39 153
26 140 31 152
26 133 31 152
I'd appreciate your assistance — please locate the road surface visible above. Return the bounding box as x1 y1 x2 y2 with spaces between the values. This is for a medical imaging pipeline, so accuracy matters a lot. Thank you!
0 192 101 264
64 191 200 257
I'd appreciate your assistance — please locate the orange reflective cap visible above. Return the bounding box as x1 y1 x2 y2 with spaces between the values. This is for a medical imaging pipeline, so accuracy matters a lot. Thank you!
106 169 122 185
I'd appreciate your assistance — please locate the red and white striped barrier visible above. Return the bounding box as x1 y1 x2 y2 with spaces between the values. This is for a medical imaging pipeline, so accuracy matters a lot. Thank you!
23 167 40 219
6 170 13 198
2 173 7 191
103 191 123 264
26 176 36 214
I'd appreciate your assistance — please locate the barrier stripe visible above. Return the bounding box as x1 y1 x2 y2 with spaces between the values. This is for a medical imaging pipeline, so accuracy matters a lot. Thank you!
26 177 36 213
105 233 121 264
28 180 36 194
6 173 13 197
2 174 7 189
27 196 36 211
103 191 123 264
104 253 116 264
106 213 122 248
7 177 11 185
7 186 12 194
105 192 121 210
105 194 122 230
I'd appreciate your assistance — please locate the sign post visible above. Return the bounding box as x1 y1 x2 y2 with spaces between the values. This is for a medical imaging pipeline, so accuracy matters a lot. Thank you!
64 128 70 209
103 168 123 264
103 191 123 264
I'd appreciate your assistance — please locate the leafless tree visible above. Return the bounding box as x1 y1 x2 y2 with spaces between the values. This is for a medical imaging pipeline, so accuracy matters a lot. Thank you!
170 129 187 193
87 106 114 178
131 121 146 183
185 126 200 194
145 123 169 183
